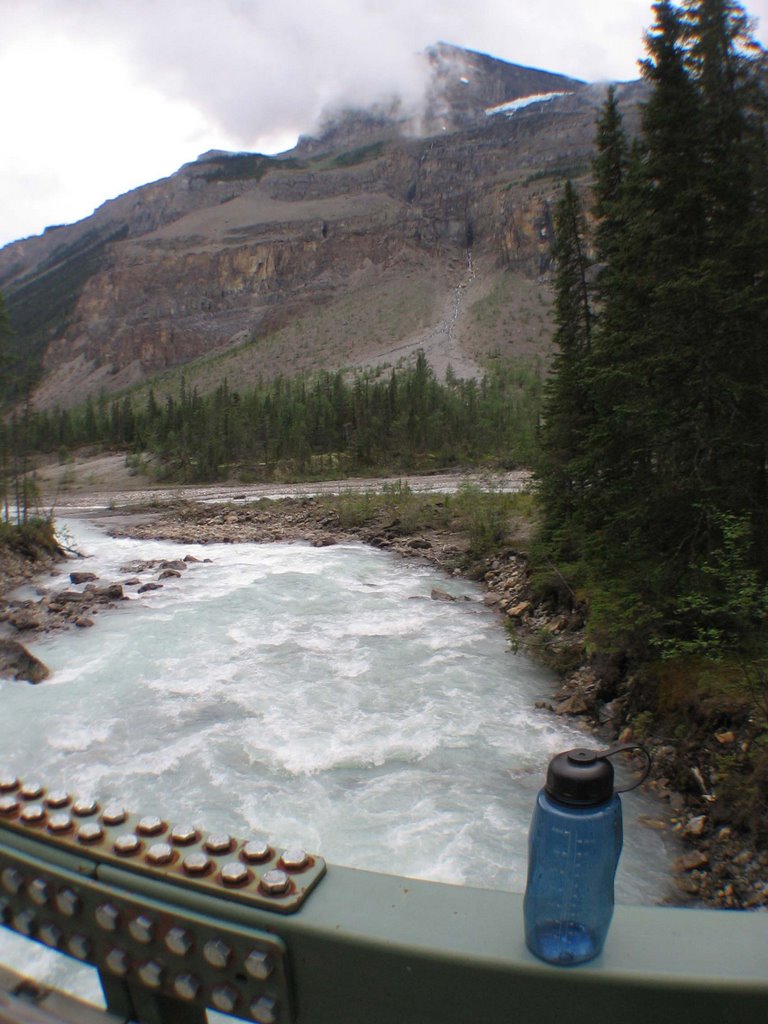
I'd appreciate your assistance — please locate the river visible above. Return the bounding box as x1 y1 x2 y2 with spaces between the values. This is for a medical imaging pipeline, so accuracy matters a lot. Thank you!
0 515 676 1011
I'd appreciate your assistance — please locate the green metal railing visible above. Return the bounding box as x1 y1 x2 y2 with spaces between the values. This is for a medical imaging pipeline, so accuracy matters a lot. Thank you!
1 774 767 1024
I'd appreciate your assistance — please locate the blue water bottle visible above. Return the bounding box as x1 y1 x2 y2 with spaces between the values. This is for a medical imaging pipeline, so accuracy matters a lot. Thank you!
523 743 651 966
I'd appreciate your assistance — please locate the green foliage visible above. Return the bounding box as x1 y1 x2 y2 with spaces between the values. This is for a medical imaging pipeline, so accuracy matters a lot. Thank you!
24 356 544 484
331 142 385 168
535 0 768 669
0 516 60 558
197 153 304 182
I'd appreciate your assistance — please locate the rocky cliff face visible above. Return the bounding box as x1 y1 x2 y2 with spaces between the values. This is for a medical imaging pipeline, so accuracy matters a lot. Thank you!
0 46 647 410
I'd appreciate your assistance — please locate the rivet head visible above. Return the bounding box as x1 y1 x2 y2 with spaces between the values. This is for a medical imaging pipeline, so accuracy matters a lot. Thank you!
146 842 174 865
95 903 120 931
204 833 233 855
137 815 165 836
72 797 98 817
67 933 91 960
101 803 127 826
28 878 50 906
20 803 46 824
45 790 70 808
280 848 309 871
0 774 19 792
212 985 239 1013
14 909 35 936
128 914 154 944
170 823 198 845
114 833 142 856
0 796 19 816
1 868 23 895
138 960 163 990
182 852 211 876
48 812 73 834
174 973 200 1000
245 950 274 981
242 839 271 863
77 822 104 844
260 869 290 896
40 923 63 948
56 889 81 917
203 938 232 969
19 781 44 800
164 926 193 957
105 948 129 977
250 995 278 1024
220 862 250 887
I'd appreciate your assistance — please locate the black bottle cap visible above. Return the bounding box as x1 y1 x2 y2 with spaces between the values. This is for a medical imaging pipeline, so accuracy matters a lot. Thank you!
545 748 614 806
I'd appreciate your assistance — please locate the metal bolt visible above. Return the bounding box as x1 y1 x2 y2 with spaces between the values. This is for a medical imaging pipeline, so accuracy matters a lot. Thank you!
20 803 45 824
45 790 70 808
138 960 163 990
0 774 19 792
245 950 274 981
105 948 130 977
39 923 63 948
146 842 174 865
221 862 250 886
114 833 142 856
72 797 98 817
77 822 104 844
137 815 165 836
19 781 44 800
67 934 91 960
128 914 154 944
203 938 232 969
95 903 120 931
204 833 233 855
164 926 192 957
170 823 198 845
211 985 238 1014
14 910 35 936
1 868 23 894
101 802 127 826
0 797 19 816
28 878 50 906
250 996 278 1024
182 852 211 876
280 848 309 871
56 889 81 917
47 812 73 834
174 973 200 1000
260 869 290 896
242 839 271 863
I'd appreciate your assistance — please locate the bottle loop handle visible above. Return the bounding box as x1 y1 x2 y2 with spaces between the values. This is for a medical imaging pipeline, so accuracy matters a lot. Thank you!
594 742 652 793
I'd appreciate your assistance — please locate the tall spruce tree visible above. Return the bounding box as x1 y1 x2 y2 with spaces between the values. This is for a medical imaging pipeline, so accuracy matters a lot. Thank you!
537 181 594 556
541 0 768 653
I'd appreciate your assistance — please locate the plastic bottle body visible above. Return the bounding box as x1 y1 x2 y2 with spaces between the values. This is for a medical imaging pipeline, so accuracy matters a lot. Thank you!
523 788 623 965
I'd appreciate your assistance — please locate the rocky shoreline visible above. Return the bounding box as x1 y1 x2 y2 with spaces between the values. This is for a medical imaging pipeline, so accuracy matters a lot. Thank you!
1 494 765 910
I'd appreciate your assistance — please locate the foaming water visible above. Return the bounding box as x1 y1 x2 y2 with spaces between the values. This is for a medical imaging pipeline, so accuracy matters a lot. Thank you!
0 517 676 1005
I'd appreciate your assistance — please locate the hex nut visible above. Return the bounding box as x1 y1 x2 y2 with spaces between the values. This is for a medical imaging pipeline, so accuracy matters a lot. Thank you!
165 926 193 956
280 848 309 871
146 842 174 865
47 812 73 834
204 833 233 855
203 938 232 969
77 823 104 844
0 796 19 815
245 950 273 981
0 774 19 792
137 816 165 836
72 798 99 817
129 914 154 944
95 903 120 931
170 824 198 845
138 960 163 989
1 868 23 895
212 985 238 1013
39 923 63 948
45 791 70 808
56 889 81 917
183 852 211 876
221 862 250 886
242 839 271 863
20 803 45 824
14 910 35 936
250 996 278 1024
19 781 44 800
260 869 290 896
174 973 200 1000
101 803 127 826
28 878 50 906
67 934 91 960
114 833 142 856
106 948 130 977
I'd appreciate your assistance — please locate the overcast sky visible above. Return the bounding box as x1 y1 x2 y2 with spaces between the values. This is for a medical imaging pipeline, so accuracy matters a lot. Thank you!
2 0 766 249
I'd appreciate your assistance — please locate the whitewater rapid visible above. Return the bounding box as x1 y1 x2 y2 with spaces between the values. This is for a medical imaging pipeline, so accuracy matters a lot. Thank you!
0 517 676 1008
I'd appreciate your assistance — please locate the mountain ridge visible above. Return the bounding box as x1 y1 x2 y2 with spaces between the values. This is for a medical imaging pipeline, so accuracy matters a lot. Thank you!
0 46 647 410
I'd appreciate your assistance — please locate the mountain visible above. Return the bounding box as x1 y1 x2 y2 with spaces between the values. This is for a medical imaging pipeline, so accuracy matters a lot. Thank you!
0 45 647 410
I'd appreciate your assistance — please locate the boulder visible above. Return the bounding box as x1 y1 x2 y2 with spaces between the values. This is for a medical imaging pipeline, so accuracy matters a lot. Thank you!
0 639 50 683
70 571 98 585
430 588 456 602
138 582 163 593
158 569 182 580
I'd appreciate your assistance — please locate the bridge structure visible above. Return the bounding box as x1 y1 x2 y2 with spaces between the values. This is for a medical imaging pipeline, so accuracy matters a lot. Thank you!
0 773 766 1024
